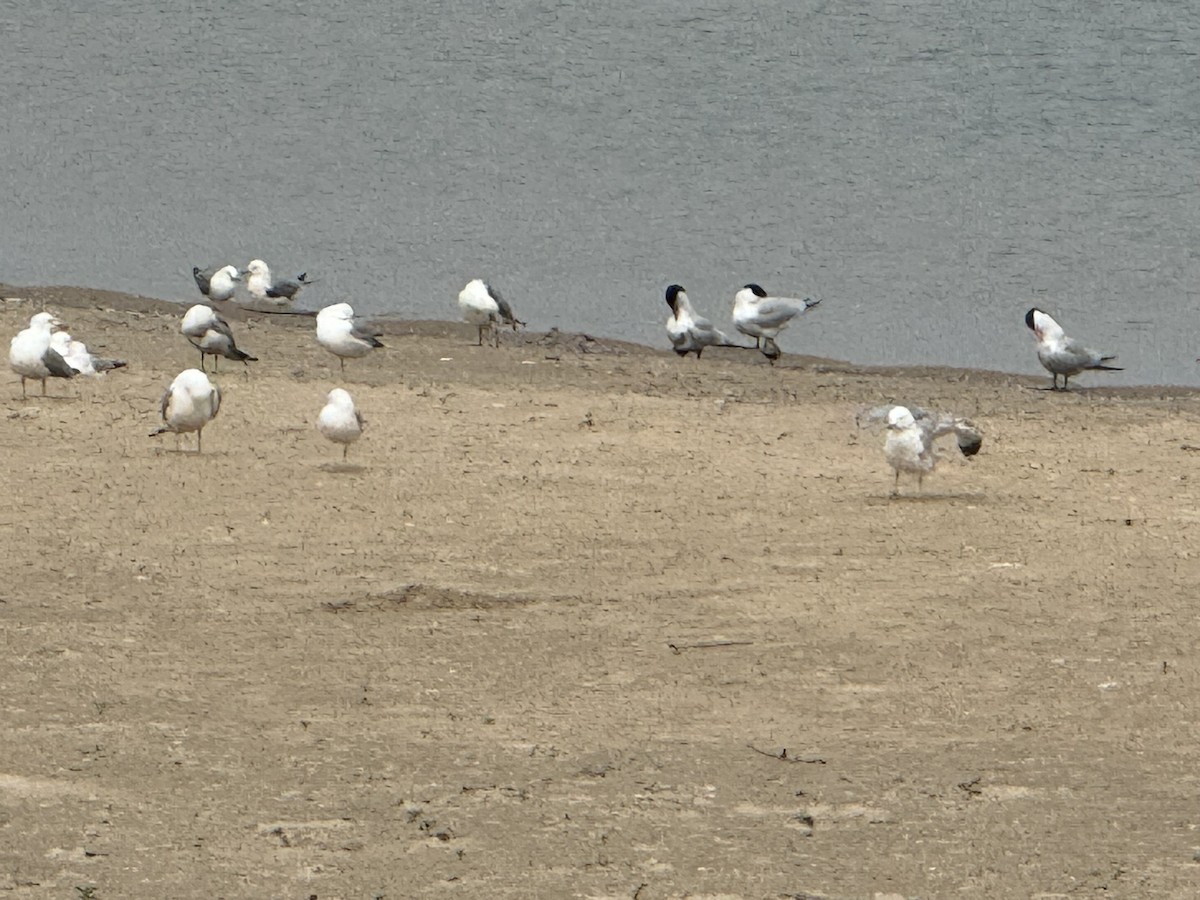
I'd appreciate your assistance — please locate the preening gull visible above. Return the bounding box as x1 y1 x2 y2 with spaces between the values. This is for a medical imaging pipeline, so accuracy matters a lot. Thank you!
664 284 732 358
732 283 822 364
317 388 364 460
192 264 242 303
9 312 78 397
150 368 221 452
245 259 313 305
1025 308 1121 390
316 303 384 372
860 404 983 496
181 305 258 371
457 279 523 347
49 331 127 377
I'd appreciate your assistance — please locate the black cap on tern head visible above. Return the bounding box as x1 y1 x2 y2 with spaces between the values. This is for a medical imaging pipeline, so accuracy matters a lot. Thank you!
665 284 684 310
744 283 767 298
1024 308 1040 331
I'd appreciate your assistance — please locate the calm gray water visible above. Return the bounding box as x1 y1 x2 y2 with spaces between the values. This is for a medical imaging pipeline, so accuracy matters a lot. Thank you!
3 1 1199 385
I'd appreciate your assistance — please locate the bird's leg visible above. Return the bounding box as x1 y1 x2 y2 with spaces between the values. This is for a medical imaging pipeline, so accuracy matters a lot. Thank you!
196 428 203 454
477 326 484 347
918 473 924 493
343 444 348 461
892 470 900 497
198 349 205 371
41 377 47 396
20 377 26 399
1062 374 1070 390
339 358 345 374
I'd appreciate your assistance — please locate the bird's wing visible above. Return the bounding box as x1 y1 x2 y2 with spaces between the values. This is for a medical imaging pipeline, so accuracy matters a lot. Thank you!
747 298 804 329
210 385 222 418
913 408 983 457
193 267 212 293
43 347 78 378
855 405 895 430
350 321 384 346
489 285 519 326
159 388 172 421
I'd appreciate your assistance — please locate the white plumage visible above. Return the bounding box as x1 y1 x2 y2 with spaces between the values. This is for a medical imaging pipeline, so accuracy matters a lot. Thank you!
192 264 241 303
9 312 78 397
732 283 822 364
457 279 521 347
181 305 257 371
1025 308 1121 390
316 303 384 372
48 331 126 377
664 284 730 358
150 368 222 452
860 404 983 496
245 259 312 306
317 388 365 459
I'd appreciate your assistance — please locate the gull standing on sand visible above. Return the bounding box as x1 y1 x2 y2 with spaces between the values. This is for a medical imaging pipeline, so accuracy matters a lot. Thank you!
192 264 241 303
9 312 78 397
1025 308 1122 390
457 279 522 347
317 388 364 460
181 305 258 371
49 331 127 377
150 368 221 452
664 284 732 358
245 259 313 306
732 284 822 364
860 404 983 496
316 303 384 372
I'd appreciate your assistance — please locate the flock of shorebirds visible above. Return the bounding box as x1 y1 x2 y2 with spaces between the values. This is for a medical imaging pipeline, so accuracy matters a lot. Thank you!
6 259 1125 491
663 282 1124 493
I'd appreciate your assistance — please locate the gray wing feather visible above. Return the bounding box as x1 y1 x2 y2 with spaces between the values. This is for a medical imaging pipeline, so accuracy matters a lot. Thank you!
351 321 384 347
91 356 127 372
749 299 808 329
914 408 983 456
488 284 518 326
193 266 213 294
43 347 78 379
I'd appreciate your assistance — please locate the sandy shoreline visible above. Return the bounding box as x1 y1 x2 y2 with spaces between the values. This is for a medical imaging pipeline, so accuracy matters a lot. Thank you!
4 285 1200 898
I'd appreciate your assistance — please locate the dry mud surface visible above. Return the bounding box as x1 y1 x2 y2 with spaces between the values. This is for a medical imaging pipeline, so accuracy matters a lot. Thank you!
3 286 1200 899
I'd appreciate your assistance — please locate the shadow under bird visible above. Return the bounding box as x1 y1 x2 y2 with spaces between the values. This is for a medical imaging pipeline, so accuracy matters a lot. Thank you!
732 283 822 364
859 404 983 496
192 264 242 303
457 279 524 347
9 311 78 397
1025 308 1121 390
663 284 735 358
245 259 313 305
150 368 221 452
181 305 258 372
316 303 384 372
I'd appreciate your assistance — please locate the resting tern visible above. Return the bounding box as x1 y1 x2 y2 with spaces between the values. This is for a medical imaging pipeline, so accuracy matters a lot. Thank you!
664 284 732 358
1025 308 1121 390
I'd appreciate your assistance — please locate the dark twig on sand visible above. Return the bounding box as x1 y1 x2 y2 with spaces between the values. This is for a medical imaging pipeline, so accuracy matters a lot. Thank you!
668 640 753 654
746 744 826 764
